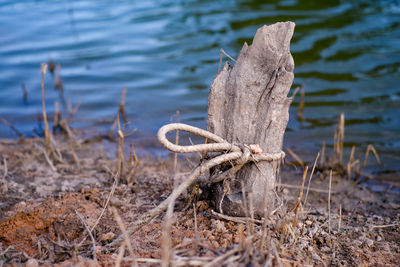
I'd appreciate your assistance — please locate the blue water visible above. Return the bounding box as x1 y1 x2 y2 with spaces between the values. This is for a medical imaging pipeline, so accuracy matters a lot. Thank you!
0 0 399 172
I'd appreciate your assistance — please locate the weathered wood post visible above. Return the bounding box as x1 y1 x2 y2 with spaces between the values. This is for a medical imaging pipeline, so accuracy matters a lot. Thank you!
207 22 295 217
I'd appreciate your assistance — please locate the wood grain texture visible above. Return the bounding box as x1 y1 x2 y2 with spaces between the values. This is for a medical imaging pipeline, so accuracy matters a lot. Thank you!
207 22 295 216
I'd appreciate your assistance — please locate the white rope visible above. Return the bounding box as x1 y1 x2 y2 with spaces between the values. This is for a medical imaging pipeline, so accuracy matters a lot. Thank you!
157 123 285 163
108 123 284 248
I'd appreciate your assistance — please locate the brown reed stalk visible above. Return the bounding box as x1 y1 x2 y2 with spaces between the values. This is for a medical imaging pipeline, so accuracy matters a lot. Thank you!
297 85 305 121
161 196 175 267
363 144 382 167
119 87 127 118
111 207 138 267
338 204 342 231
67 96 81 120
287 148 304 167
117 114 125 181
127 144 139 185
328 169 332 234
21 83 28 103
293 166 308 227
320 141 326 167
54 63 63 90
334 113 345 165
303 152 320 208
53 101 61 131
0 118 23 138
173 110 180 175
41 63 51 153
347 145 356 179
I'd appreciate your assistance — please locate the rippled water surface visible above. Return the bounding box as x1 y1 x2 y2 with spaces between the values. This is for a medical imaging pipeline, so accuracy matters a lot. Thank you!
0 0 399 172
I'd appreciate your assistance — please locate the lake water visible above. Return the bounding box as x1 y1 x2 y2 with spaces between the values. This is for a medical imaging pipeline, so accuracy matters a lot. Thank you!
0 0 399 174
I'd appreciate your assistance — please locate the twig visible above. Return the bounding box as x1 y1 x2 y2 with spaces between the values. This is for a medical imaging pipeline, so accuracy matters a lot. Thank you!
54 63 63 90
75 210 98 262
210 210 262 224
117 114 124 181
112 207 138 267
221 49 236 62
35 144 56 172
287 148 304 167
218 48 236 73
293 166 308 227
303 152 320 207
115 243 125 267
21 83 28 103
370 223 399 229
203 246 240 267
2 158 8 180
328 170 332 234
41 63 51 153
277 183 335 194
53 101 61 130
127 144 139 185
91 175 118 232
67 96 81 120
338 204 342 231
297 85 305 121
272 242 283 267
193 203 199 255
161 191 175 267
363 144 382 167
119 87 127 117
0 117 24 138
320 141 326 166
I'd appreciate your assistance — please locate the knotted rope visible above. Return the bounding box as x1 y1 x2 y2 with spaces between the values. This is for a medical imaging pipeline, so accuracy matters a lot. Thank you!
108 123 284 247
158 123 285 165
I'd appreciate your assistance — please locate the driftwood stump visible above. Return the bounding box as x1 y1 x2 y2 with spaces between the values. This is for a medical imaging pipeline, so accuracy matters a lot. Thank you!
206 22 295 217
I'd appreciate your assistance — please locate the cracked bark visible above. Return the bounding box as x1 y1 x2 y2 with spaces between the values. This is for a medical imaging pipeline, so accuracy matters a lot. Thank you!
206 22 295 217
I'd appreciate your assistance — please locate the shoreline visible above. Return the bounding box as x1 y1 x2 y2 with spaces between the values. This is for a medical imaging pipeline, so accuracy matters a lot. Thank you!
0 128 399 266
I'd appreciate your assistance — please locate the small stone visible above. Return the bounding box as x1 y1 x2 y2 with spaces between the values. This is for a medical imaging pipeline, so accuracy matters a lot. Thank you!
365 239 374 247
376 235 382 242
282 188 290 195
26 259 39 267
321 246 330 252
100 232 115 242
305 220 313 226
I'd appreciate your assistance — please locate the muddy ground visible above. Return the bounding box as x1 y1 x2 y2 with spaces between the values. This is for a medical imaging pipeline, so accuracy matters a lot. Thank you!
0 134 399 266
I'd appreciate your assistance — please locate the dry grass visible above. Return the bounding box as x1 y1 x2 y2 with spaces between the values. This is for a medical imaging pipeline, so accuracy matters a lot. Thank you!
0 67 398 266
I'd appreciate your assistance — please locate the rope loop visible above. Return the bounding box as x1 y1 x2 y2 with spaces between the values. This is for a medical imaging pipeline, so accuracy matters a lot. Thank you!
157 123 285 166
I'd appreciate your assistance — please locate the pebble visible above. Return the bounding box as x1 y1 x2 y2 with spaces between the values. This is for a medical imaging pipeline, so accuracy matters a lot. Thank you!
376 235 382 242
282 188 290 195
25 259 39 267
100 232 115 242
305 220 313 226
365 239 374 247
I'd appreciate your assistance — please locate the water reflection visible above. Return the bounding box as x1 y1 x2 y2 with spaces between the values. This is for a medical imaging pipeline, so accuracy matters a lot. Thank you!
0 0 399 171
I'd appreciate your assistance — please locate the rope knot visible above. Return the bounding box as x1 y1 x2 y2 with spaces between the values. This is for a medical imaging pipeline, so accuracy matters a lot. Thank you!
157 123 285 169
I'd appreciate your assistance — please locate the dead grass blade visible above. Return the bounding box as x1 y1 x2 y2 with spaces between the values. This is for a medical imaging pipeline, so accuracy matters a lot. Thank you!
286 148 304 167
328 170 332 234
297 85 305 121
112 207 138 267
40 63 51 153
363 144 382 167
75 210 98 263
293 166 308 227
303 152 320 207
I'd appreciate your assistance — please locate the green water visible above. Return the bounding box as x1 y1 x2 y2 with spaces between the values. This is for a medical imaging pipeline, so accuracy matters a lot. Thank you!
0 0 399 173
